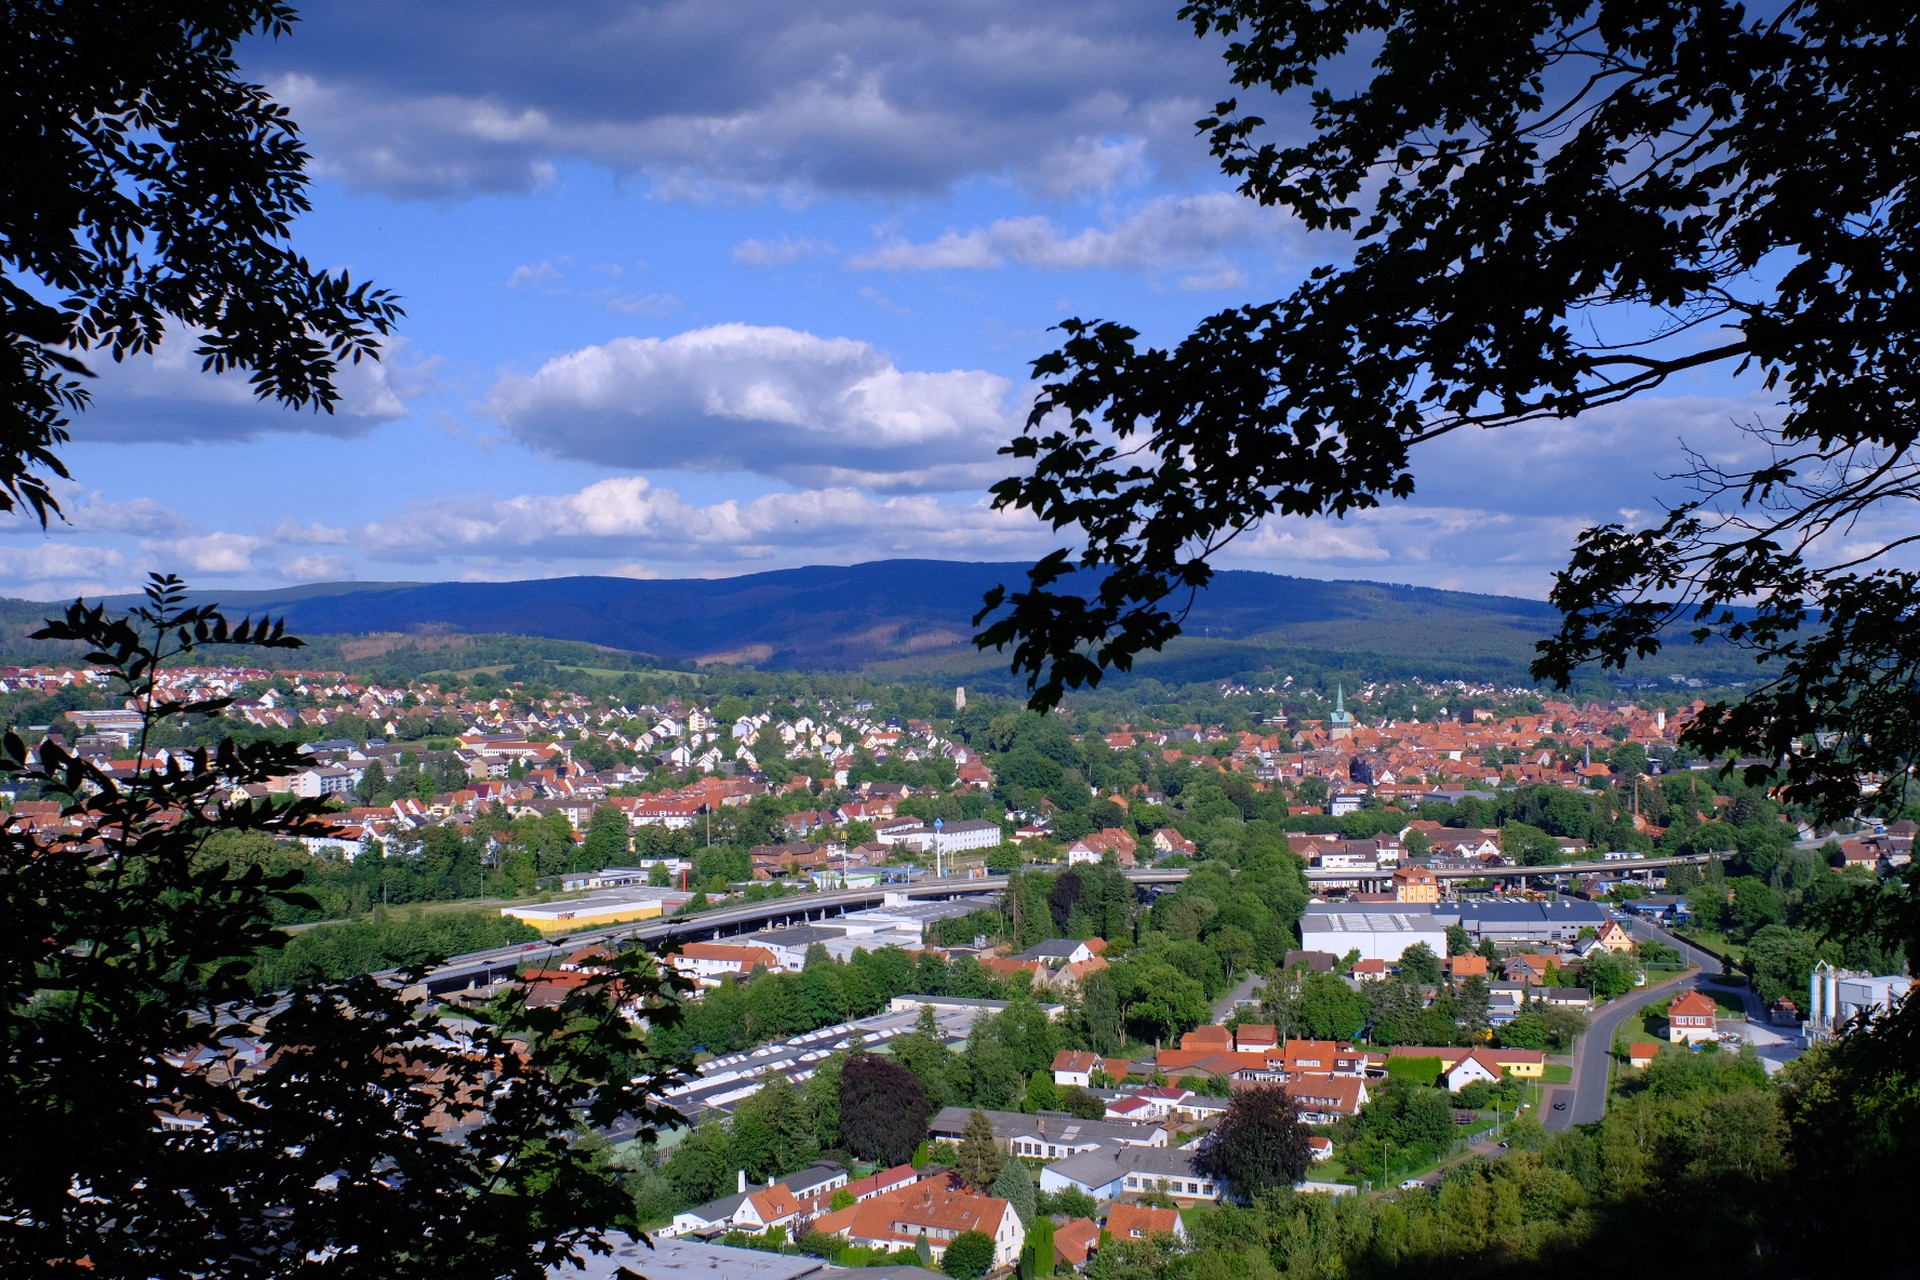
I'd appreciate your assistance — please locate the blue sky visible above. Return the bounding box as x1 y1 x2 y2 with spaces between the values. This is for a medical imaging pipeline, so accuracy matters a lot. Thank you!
5 0 1783 603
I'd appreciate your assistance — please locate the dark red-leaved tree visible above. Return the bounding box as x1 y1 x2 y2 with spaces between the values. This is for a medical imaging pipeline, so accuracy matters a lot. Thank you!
839 1052 932 1167
1193 1085 1312 1200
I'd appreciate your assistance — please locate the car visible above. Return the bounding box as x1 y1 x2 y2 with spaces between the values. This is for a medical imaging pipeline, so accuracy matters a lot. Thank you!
1399 1179 1425 1190
522 942 540 951
1497 1141 1510 1149
1552 1100 1568 1111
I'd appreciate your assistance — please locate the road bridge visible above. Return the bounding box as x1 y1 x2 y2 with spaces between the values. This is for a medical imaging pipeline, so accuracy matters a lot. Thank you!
417 854 1728 994
418 868 1192 994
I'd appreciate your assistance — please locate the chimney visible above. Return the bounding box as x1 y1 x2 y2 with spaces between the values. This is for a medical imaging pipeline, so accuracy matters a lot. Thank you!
738 1169 748 1194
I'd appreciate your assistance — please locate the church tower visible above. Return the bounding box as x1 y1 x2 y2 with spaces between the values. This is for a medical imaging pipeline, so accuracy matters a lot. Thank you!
1330 683 1354 740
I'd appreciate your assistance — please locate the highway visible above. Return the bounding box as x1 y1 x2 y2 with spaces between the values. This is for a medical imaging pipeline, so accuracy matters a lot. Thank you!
413 867 1194 993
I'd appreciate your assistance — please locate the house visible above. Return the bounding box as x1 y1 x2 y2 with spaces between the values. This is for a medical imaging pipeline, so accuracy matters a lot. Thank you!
1440 1050 1506 1092
808 1179 1026 1270
667 942 782 987
1066 828 1139 868
1503 953 1557 985
1627 1042 1662 1069
929 1108 1166 1160
1106 1203 1186 1244
1051 1050 1133 1088
1391 864 1440 904
1306 1135 1334 1163
1667 989 1719 1043
1232 1023 1278 1054
1384 1046 1546 1079
1282 1074 1371 1123
1447 953 1490 980
733 1184 800 1234
1278 1038 1370 1078
1352 957 1389 981
1054 1217 1100 1269
1584 919 1636 955
1038 1144 1226 1203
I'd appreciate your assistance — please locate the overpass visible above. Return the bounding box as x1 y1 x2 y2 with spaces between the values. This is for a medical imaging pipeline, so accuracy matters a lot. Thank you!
418 868 1192 994
418 853 1726 994
1302 851 1729 890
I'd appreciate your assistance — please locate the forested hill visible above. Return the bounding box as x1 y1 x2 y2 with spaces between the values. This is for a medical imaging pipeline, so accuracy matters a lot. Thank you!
0 560 1741 688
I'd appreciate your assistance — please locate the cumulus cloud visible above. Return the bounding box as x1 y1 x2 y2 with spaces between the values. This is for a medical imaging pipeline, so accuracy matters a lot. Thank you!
845 193 1295 277
76 330 411 445
484 324 1021 491
280 553 357 582
0 490 198 540
345 475 1052 578
249 1 1239 201
139 533 268 576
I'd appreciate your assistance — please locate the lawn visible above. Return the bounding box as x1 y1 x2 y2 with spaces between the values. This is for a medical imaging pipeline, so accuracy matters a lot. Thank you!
1705 988 1750 1015
1674 925 1746 964
1542 1063 1573 1084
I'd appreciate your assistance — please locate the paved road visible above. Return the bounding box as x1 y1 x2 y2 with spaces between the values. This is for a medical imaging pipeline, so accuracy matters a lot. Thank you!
1544 959 1697 1129
1540 910 1786 1129
1212 971 1266 1021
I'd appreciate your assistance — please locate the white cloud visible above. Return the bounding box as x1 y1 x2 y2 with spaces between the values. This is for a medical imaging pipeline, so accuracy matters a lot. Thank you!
280 554 357 582
351 475 1051 574
508 259 567 288
77 330 411 444
734 236 834 266
139 533 267 576
845 193 1294 276
601 291 682 316
484 324 1022 492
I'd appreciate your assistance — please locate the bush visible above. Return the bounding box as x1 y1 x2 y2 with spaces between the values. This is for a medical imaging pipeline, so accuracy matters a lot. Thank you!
942 1230 997 1280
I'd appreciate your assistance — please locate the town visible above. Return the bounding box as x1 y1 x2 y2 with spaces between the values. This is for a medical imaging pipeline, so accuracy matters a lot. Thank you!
3 651 1908 1279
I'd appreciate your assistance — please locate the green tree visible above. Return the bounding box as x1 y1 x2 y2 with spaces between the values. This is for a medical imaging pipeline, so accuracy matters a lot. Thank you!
941 1230 996 1280
1745 925 1821 1006
1582 950 1639 1001
992 1159 1037 1231
1397 942 1443 987
581 804 632 869
954 1108 1004 1190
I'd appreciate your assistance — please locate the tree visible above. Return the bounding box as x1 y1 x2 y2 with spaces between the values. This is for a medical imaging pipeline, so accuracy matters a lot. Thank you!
0 580 690 1279
974 0 1919 829
942 1230 997 1280
1397 942 1443 987
1193 1085 1312 1198
955 1108 1004 1190
839 1053 932 1167
3 2 402 527
992 1160 1038 1232
1582 949 1639 1000
1026 1216 1056 1278
1745 925 1822 1006
581 804 632 870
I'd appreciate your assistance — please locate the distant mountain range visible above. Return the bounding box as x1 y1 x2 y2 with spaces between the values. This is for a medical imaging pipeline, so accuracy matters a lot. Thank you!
0 560 1739 689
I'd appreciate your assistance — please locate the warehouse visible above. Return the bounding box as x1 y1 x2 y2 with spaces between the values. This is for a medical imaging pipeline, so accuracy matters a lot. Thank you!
1299 905 1447 964
1459 899 1609 944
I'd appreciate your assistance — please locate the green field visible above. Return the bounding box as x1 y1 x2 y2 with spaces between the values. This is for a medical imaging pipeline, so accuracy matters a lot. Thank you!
1542 1063 1573 1084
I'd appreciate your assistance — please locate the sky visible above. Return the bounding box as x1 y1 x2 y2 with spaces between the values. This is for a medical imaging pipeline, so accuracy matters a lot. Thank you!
6 0 1785 604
